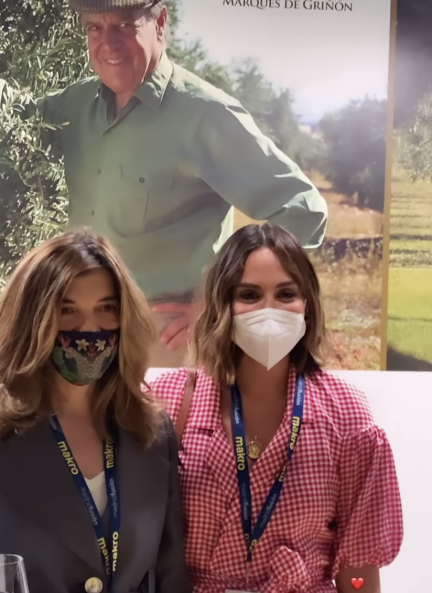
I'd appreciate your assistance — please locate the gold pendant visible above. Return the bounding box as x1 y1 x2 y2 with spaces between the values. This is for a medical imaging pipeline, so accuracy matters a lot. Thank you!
247 437 263 460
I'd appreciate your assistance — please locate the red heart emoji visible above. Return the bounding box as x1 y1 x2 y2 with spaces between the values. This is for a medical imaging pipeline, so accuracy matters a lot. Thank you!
351 578 364 590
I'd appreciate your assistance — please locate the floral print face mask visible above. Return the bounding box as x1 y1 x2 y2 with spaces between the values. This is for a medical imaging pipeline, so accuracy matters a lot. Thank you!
50 329 120 385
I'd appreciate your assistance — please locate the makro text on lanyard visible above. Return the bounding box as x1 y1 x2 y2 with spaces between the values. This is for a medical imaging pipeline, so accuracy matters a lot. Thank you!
49 416 121 590
231 375 305 564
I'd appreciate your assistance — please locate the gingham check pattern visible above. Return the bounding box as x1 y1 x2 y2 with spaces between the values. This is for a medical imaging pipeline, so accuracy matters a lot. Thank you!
151 367 403 593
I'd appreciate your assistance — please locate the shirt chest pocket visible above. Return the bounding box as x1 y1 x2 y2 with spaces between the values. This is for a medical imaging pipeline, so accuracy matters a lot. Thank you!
108 166 174 238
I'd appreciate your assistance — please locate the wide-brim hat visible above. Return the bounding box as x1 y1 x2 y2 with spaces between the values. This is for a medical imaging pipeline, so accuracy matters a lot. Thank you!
69 0 161 11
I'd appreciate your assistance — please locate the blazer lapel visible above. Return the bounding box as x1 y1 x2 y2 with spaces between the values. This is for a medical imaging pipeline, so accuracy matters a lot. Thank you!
0 421 103 573
113 428 171 593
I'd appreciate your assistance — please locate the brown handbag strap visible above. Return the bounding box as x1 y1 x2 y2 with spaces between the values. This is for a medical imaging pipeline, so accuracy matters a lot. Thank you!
175 369 196 445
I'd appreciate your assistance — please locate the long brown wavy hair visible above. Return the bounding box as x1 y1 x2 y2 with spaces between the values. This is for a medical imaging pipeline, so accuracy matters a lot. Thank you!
0 229 161 444
192 223 327 386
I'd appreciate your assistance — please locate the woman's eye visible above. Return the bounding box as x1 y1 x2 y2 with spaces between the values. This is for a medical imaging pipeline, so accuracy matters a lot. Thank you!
100 303 119 313
60 307 74 315
279 291 295 300
238 291 258 300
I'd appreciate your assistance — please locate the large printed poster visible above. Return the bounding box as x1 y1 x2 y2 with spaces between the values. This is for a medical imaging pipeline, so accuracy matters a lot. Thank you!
0 0 393 369
387 0 432 370
177 0 392 369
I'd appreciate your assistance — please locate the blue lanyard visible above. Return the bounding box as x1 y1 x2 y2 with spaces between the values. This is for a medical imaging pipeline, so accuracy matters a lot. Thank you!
49 416 121 590
231 375 305 564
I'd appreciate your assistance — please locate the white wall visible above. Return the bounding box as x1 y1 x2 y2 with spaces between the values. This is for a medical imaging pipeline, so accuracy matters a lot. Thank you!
333 371 430 593
146 368 431 593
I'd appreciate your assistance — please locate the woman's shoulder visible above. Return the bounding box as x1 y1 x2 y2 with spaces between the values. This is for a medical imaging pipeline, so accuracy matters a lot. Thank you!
149 367 215 422
149 368 189 418
149 367 189 396
307 369 375 435
309 369 371 405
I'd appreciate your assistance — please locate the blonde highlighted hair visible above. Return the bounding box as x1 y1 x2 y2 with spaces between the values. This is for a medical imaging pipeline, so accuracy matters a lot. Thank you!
0 229 160 443
191 223 327 386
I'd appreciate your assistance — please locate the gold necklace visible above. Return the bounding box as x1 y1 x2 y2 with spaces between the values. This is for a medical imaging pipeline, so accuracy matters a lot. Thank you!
247 436 263 460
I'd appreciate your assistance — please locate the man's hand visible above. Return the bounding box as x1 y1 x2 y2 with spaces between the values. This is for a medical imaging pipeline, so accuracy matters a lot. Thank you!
152 302 197 351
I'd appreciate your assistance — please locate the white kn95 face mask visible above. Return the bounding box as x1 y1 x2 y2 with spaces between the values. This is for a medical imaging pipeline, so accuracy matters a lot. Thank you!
232 308 306 370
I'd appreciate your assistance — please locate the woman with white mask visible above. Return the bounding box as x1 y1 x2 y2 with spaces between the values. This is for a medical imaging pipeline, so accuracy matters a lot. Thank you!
150 223 403 593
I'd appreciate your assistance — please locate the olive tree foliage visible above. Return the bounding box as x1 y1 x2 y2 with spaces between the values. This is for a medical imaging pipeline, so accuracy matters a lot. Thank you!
318 98 387 211
0 0 89 283
395 92 432 181
391 0 432 180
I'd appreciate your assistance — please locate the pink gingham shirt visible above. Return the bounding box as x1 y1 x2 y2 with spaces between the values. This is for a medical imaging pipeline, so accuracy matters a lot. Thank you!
150 366 403 593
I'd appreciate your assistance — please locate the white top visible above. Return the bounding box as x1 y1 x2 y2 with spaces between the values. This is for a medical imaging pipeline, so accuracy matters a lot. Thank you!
85 472 108 515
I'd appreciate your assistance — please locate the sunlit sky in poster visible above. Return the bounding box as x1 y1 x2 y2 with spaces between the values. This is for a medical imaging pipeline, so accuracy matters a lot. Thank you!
176 0 392 122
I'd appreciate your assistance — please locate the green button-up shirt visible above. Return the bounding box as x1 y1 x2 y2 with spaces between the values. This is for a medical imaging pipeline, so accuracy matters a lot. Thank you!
1 53 327 301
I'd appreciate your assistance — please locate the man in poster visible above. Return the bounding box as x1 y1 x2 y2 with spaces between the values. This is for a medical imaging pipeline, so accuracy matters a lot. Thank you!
0 0 327 366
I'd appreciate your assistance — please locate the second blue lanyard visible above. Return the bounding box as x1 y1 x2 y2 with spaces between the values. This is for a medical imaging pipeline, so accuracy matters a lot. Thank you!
231 375 305 563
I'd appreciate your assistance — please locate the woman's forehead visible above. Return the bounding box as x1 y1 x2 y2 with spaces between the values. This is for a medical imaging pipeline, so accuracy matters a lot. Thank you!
241 248 294 282
63 269 117 302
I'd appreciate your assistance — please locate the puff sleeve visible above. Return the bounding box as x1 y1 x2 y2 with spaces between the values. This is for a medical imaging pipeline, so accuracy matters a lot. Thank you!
332 425 403 578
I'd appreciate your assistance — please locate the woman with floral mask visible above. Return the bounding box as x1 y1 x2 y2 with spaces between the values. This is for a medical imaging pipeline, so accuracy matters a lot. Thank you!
151 223 403 593
0 231 191 593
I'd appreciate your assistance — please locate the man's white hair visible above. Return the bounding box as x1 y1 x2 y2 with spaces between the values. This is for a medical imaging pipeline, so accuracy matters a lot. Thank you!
134 2 169 43
134 1 164 21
